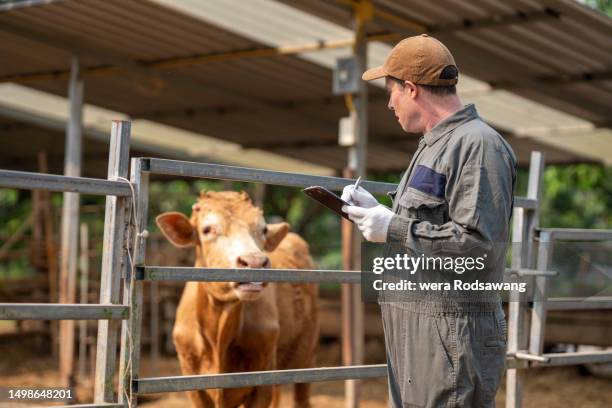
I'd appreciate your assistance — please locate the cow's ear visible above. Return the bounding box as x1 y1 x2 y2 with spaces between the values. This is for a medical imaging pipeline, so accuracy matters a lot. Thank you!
264 222 289 251
156 212 196 248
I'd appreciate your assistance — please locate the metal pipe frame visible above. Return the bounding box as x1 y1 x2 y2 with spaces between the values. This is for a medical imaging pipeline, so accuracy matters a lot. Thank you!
522 350 612 367
137 266 361 283
139 266 558 283
0 169 131 196
143 158 537 210
94 120 132 403
0 304 129 320
118 158 149 407
145 158 394 194
506 151 544 408
134 364 388 394
125 152 612 406
537 228 612 241
546 296 612 310
51 404 125 408
504 268 557 277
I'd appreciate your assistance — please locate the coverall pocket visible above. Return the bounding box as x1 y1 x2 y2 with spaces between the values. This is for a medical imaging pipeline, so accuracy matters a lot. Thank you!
397 313 455 408
398 188 448 225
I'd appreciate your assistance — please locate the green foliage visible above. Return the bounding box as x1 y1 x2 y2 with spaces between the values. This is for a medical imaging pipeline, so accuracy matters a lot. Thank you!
583 0 612 16
540 165 612 229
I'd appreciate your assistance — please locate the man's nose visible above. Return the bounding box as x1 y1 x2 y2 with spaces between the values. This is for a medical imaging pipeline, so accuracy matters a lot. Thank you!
387 98 394 111
236 253 270 268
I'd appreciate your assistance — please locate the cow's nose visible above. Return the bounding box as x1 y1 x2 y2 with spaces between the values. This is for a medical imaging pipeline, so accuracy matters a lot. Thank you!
236 253 270 268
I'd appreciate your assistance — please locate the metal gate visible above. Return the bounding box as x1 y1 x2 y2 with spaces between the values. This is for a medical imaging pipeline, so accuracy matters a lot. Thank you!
2 122 612 408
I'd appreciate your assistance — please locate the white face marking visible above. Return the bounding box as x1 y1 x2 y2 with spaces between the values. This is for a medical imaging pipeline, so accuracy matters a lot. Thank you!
199 212 263 267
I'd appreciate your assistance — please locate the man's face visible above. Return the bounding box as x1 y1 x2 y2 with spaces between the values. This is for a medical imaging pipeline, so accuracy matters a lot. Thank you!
385 77 420 133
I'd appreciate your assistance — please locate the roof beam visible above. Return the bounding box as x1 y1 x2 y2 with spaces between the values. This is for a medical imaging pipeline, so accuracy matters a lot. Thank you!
0 29 398 84
240 135 416 150
491 70 612 88
130 93 391 121
332 0 559 34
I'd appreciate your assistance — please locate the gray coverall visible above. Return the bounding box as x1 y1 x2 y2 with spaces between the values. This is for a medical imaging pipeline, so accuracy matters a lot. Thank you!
380 104 517 407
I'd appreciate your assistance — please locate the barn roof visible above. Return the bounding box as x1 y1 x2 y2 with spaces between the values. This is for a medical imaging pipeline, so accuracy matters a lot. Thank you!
0 0 610 173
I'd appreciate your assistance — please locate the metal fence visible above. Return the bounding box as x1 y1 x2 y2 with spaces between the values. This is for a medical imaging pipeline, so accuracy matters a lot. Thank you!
118 151 554 406
1 123 612 408
0 120 133 408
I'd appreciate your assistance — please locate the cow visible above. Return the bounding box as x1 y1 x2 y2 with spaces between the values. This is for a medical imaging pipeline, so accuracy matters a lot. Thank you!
156 190 319 408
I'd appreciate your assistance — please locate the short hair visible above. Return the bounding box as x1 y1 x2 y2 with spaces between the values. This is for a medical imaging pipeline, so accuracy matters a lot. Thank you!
386 75 405 88
385 75 456 96
418 84 457 96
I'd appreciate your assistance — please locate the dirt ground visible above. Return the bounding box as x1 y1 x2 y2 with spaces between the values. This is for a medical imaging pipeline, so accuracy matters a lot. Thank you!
0 335 611 407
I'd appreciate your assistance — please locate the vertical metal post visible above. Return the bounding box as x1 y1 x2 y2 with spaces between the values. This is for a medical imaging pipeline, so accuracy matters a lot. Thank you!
94 121 131 403
506 151 544 408
344 3 370 407
529 230 552 355
119 158 149 406
78 222 89 380
59 56 83 391
150 279 159 375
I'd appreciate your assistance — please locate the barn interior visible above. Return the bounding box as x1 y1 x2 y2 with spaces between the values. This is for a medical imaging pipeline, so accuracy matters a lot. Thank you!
1 0 611 407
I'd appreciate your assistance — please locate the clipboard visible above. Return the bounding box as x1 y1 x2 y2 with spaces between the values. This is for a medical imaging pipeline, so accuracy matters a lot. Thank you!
303 186 352 222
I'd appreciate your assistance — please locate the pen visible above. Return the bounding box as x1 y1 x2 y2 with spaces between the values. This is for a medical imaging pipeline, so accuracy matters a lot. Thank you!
354 176 362 191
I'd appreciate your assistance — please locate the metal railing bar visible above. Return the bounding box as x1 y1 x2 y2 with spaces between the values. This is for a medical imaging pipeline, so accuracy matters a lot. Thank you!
529 351 612 367
504 268 557 277
514 197 537 210
538 228 612 241
145 158 535 206
146 158 401 194
0 304 130 320
134 364 388 394
0 169 131 196
546 296 612 310
137 266 362 283
140 266 564 283
50 404 125 408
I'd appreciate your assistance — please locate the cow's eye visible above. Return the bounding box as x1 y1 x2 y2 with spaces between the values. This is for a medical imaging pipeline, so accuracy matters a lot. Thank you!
203 226 212 234
262 226 268 235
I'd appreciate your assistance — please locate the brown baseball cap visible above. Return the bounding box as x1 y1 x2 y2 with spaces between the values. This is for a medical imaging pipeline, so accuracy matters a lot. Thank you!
362 34 459 86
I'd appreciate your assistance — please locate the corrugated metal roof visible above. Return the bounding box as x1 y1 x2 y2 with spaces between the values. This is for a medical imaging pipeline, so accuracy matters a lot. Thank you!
0 83 335 176
278 0 612 163
0 0 608 172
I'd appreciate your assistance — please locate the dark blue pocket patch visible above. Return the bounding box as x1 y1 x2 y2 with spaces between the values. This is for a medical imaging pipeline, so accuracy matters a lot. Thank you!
408 165 446 199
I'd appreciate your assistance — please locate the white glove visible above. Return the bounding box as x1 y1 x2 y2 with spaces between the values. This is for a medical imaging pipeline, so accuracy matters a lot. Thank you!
341 184 379 208
342 204 394 243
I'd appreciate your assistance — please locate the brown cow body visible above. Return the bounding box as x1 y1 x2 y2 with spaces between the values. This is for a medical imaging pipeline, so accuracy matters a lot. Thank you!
157 191 319 408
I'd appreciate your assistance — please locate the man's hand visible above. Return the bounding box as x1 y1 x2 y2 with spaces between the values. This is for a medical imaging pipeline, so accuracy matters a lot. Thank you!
341 184 379 208
342 204 394 242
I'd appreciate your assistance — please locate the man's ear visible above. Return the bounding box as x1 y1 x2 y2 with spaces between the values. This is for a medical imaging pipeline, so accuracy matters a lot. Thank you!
405 80 418 99
264 222 289 252
155 212 197 248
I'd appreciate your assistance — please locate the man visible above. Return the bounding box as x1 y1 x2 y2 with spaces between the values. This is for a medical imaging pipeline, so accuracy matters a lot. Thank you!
341 34 517 407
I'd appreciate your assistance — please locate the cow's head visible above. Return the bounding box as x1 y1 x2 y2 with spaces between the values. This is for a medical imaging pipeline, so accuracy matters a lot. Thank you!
155 191 289 302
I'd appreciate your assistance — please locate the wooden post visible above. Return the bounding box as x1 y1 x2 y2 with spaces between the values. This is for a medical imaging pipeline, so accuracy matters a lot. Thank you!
119 157 149 407
59 56 83 391
38 152 59 359
341 168 356 404
78 222 89 381
94 121 131 402
343 3 370 407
